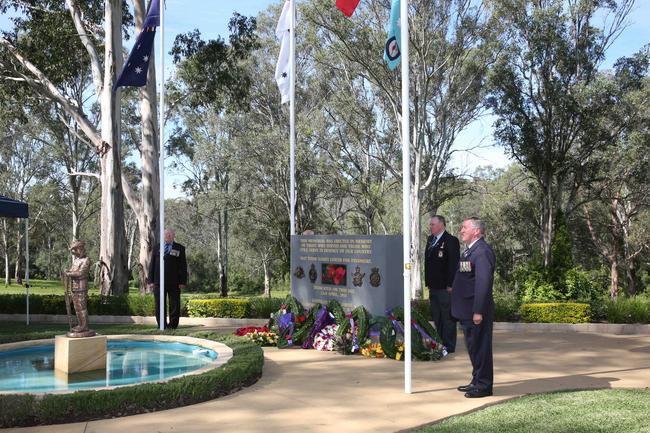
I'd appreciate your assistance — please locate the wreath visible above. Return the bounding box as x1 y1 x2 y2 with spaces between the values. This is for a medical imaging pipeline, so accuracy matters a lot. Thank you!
270 295 306 348
292 303 324 348
380 306 447 361
313 324 339 351
334 305 370 355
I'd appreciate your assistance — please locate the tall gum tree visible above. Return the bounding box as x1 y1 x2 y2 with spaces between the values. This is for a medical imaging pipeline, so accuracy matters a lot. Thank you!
0 0 131 294
303 0 499 298
488 0 634 270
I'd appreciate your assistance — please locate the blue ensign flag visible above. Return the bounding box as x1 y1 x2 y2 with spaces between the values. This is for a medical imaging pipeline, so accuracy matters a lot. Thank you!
383 0 401 70
113 0 161 91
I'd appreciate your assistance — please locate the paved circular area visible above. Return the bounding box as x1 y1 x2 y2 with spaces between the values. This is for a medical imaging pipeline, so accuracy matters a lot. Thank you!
4 329 650 433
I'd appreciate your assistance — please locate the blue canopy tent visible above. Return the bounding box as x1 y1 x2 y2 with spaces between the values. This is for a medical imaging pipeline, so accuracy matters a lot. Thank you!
0 195 30 324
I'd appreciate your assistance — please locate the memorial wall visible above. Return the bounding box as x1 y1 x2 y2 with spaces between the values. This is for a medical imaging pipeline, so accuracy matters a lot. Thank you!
290 235 403 316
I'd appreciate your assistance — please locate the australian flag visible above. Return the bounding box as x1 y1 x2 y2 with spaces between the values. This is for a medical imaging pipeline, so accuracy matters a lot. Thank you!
113 0 160 91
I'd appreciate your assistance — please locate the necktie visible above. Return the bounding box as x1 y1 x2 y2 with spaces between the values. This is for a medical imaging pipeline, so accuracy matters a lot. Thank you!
429 235 440 250
164 243 172 255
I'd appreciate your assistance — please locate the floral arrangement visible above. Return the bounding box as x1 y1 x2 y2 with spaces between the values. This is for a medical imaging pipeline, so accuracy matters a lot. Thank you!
234 326 269 336
233 325 278 346
360 340 385 358
244 330 279 346
262 295 446 362
313 324 339 351
394 343 405 361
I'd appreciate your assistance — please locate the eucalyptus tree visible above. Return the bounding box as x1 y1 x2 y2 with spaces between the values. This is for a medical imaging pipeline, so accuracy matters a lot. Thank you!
302 0 499 297
0 112 51 284
488 0 634 270
581 49 650 297
115 0 165 294
0 0 133 294
167 15 258 296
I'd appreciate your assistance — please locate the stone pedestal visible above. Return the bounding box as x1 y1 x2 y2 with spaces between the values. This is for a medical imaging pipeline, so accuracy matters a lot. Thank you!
54 334 107 374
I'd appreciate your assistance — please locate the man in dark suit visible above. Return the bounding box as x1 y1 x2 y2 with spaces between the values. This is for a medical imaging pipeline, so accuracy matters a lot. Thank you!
451 216 496 398
147 228 187 329
424 215 460 352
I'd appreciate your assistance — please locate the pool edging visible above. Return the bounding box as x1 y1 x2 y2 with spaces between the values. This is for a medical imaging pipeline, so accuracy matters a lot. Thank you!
0 334 233 396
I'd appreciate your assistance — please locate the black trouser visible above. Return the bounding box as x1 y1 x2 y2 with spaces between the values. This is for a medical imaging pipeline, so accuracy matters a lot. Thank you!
460 318 493 391
154 285 181 329
429 288 457 352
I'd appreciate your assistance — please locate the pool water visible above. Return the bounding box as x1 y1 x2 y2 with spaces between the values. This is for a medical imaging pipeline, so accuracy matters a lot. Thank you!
0 340 219 393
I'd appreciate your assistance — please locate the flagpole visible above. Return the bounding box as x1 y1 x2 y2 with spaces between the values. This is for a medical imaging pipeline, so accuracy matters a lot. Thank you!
158 0 165 331
401 0 412 394
289 0 296 237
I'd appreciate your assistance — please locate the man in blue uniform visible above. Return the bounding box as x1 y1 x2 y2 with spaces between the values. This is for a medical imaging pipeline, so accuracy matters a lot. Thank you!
424 215 460 352
147 228 187 329
451 217 496 398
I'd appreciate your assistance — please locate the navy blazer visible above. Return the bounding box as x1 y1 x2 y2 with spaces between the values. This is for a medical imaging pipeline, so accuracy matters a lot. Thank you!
147 242 188 289
424 231 460 290
451 237 496 321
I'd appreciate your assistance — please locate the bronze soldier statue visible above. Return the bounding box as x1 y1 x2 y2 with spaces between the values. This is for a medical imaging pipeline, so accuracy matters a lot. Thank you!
64 240 95 338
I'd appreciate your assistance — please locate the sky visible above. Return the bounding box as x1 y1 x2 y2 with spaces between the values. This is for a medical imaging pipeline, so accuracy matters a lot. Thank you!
162 0 650 192
1 0 649 196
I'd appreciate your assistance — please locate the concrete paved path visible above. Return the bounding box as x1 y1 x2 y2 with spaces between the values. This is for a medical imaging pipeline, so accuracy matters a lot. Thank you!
4 329 650 433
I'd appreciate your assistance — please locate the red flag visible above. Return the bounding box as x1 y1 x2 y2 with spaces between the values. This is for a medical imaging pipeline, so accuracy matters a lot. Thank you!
336 0 360 17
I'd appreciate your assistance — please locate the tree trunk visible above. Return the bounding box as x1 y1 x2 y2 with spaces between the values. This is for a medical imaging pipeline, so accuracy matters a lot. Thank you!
263 254 271 298
70 176 81 240
221 209 229 297
47 233 52 280
609 260 619 300
133 0 160 295
14 228 23 285
541 181 555 269
410 146 424 300
2 220 9 286
99 0 129 295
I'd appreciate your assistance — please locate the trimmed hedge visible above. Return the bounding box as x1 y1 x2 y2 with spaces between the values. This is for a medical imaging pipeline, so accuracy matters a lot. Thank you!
0 330 263 428
187 299 250 319
0 294 172 317
519 303 591 324
0 294 283 320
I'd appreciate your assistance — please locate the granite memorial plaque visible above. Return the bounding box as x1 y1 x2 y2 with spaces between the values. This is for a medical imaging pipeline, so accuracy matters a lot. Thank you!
290 235 403 316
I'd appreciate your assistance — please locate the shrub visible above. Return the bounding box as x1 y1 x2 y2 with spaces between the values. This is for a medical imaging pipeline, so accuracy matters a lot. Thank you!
0 331 263 427
248 297 283 319
187 299 250 318
604 296 650 324
0 294 155 316
228 271 263 296
0 294 191 318
494 291 520 322
519 302 591 323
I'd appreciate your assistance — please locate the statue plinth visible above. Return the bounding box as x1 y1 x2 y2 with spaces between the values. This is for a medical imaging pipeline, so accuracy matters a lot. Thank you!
54 334 107 374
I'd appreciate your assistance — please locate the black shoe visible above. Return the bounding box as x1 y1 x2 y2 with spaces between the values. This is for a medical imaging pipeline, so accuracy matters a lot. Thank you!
464 388 493 398
457 384 475 392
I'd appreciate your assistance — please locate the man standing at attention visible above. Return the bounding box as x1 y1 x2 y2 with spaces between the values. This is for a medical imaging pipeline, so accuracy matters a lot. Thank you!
452 216 496 398
148 228 187 329
424 215 460 353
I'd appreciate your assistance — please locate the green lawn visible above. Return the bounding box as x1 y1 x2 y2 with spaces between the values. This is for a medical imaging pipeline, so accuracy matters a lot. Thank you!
1 279 290 299
414 389 650 433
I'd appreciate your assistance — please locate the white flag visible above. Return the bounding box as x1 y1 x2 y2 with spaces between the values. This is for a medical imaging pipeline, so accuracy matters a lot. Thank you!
275 0 291 104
